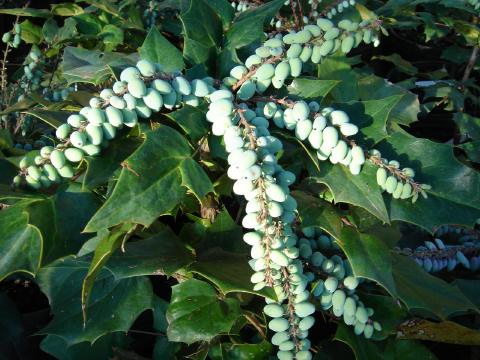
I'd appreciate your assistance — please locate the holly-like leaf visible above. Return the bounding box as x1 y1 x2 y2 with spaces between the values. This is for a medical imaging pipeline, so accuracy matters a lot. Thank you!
392 254 478 319
288 78 340 102
83 136 143 189
61 47 138 85
163 105 209 143
453 112 480 140
85 126 213 232
357 74 420 127
179 0 223 65
24 110 72 129
22 186 101 263
140 26 185 73
38 256 153 346
105 226 195 279
308 161 389 224
452 279 480 308
166 279 240 344
0 203 42 281
336 324 436 360
81 224 135 323
40 334 122 360
378 126 480 231
366 295 407 341
334 96 403 146
458 141 480 163
225 0 285 49
189 248 275 300
209 341 273 360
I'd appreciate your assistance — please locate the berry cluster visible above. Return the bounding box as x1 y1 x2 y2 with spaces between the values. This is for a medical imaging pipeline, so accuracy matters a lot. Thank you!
300 228 382 338
370 150 431 202
2 23 21 48
398 238 480 273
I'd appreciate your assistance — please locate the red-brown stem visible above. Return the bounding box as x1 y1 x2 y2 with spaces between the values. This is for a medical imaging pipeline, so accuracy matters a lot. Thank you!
232 55 283 92
281 266 301 350
289 0 301 29
368 155 423 193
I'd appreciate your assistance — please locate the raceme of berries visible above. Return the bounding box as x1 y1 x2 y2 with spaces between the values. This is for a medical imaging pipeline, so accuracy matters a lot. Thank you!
310 0 358 19
299 227 382 339
395 231 480 273
369 149 431 203
228 17 382 98
2 22 22 48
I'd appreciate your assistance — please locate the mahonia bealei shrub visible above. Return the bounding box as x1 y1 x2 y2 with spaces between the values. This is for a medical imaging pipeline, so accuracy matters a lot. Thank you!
12 11 434 359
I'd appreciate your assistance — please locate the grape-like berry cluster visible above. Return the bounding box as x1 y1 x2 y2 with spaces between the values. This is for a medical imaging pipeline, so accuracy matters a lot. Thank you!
2 23 22 48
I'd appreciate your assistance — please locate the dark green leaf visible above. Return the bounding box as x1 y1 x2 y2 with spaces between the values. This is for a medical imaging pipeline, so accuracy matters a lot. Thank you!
189 248 275 299
452 279 480 308
379 127 480 231
392 254 478 319
317 56 360 102
288 78 340 102
225 0 284 48
24 110 72 128
209 341 273 360
140 26 185 72
42 18 60 44
358 74 420 126
372 54 418 76
100 25 124 51
83 136 143 189
458 141 480 163
0 204 42 280
23 186 102 263
73 14 102 35
40 334 122 360
61 47 138 85
179 0 222 64
308 161 389 223
163 105 209 143
166 279 240 344
206 0 235 29
106 227 195 278
294 192 397 297
336 324 437 360
81 224 135 323
453 112 480 139
85 126 213 232
38 256 153 346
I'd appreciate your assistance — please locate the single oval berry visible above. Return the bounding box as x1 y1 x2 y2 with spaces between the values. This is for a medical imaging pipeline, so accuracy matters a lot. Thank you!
64 148 84 162
127 78 147 98
136 60 156 77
